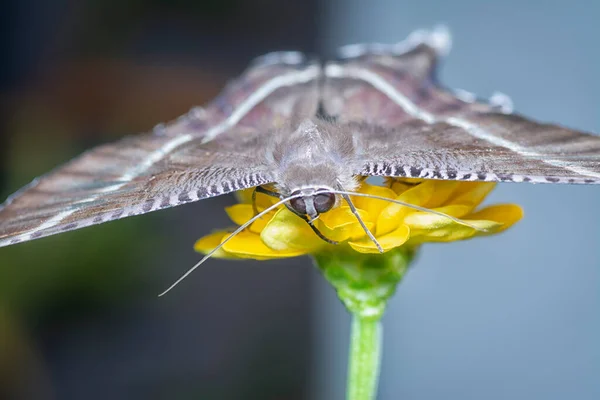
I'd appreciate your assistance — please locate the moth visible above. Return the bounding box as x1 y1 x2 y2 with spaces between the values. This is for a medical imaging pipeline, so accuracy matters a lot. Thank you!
1 27 599 257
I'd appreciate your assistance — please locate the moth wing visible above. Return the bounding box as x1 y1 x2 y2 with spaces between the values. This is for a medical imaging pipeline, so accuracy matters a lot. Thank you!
323 27 600 184
0 52 321 247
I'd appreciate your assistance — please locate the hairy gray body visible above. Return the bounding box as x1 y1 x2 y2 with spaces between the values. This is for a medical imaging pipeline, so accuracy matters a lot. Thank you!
267 119 360 196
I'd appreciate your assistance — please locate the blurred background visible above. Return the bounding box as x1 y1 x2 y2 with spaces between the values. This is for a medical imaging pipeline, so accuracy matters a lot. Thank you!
0 1 598 399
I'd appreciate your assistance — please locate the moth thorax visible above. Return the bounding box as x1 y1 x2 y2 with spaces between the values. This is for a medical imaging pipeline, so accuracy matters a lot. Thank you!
289 188 335 218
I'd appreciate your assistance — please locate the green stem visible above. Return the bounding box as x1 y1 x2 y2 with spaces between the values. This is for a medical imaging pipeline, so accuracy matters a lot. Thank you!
313 247 415 400
347 315 382 400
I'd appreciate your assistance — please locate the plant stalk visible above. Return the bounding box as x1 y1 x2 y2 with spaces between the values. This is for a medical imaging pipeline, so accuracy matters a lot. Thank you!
347 315 382 400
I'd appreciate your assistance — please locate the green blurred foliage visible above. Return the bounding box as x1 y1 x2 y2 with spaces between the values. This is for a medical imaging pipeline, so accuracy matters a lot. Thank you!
0 105 160 326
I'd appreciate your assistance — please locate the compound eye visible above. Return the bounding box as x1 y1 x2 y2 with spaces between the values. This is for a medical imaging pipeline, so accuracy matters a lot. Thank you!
313 192 335 214
289 191 307 215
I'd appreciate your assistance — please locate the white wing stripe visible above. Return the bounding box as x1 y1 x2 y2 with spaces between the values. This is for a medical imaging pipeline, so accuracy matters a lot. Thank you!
201 65 321 143
326 64 600 179
116 134 194 184
6 134 197 243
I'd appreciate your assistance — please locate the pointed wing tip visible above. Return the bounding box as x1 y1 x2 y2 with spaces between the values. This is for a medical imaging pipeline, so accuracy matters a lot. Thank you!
0 231 36 249
0 237 18 248
336 25 452 60
427 25 453 56
249 51 310 69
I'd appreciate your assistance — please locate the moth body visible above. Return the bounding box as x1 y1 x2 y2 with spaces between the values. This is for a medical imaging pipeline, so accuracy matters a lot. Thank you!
267 118 360 218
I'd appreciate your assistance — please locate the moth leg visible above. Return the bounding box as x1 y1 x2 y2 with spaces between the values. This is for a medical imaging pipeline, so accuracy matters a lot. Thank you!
383 176 421 188
252 186 280 216
251 188 258 216
296 211 339 246
338 190 384 253
255 186 280 197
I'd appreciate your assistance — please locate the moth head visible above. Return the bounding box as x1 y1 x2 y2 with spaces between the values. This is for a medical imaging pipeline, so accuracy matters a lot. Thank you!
288 187 336 218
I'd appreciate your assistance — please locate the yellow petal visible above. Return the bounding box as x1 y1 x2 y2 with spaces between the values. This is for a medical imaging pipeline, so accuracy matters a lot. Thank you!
225 204 253 225
348 224 410 254
353 183 397 218
319 206 359 228
234 188 255 204
465 204 524 233
234 186 279 208
403 205 472 229
388 179 412 195
423 181 461 208
199 178 522 259
225 204 273 233
409 219 503 243
260 208 325 252
408 204 522 244
223 230 308 259
194 231 238 259
448 182 497 210
410 226 478 243
376 180 436 235
256 189 281 208
318 207 374 242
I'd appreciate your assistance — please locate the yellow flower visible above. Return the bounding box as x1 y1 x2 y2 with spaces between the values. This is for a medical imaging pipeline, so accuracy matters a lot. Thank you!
194 178 523 259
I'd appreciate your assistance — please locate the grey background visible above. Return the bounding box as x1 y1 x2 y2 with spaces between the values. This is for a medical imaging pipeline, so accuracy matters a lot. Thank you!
312 1 599 399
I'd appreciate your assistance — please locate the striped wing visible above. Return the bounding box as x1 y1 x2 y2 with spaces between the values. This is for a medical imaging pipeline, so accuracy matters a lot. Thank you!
0 52 321 247
324 27 600 184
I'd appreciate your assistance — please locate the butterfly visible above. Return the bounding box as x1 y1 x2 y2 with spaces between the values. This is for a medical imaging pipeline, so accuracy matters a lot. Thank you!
1 27 599 251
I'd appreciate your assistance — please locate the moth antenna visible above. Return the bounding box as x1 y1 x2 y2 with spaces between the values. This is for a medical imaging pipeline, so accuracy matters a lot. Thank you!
158 193 302 297
323 190 490 233
336 184 384 253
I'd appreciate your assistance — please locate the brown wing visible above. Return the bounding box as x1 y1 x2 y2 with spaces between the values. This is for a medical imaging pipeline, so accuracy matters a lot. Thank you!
0 52 321 247
323 28 600 184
